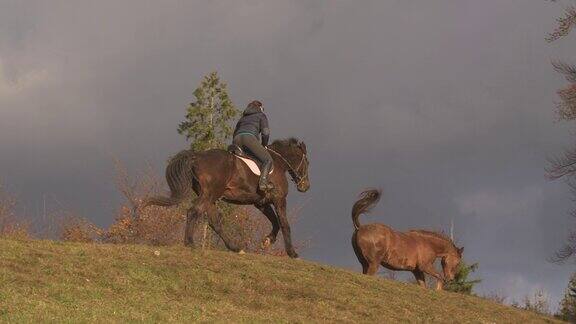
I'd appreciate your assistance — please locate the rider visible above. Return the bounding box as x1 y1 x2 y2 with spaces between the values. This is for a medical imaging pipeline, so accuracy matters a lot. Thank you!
232 100 274 192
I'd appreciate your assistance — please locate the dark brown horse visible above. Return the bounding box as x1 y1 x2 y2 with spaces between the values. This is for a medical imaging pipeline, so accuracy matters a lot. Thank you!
351 189 463 290
144 138 310 258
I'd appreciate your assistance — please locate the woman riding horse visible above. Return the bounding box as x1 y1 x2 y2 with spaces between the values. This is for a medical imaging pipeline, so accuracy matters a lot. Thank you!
232 100 273 192
143 103 310 258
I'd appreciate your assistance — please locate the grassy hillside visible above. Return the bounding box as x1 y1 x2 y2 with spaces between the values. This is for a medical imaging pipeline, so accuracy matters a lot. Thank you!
0 239 561 323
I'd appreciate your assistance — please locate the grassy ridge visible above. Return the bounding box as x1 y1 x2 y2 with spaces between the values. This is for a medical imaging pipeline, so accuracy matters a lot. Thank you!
0 239 561 323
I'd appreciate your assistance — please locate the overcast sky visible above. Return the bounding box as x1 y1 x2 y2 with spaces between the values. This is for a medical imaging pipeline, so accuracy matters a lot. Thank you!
1 0 575 309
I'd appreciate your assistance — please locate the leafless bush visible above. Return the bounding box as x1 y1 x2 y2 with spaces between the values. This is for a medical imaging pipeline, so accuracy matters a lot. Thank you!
103 203 185 246
230 203 310 256
60 213 102 243
520 289 552 316
482 291 507 305
0 184 31 240
99 159 185 245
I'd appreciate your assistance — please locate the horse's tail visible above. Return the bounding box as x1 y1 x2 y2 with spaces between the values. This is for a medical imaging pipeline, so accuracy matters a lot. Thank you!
142 150 197 208
352 189 382 230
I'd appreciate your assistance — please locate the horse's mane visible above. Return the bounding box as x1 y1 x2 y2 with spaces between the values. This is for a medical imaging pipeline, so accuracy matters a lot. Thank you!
409 230 456 248
270 137 301 148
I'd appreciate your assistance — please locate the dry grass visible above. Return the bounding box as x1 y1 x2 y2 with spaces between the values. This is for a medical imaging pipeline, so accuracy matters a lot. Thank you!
0 239 563 323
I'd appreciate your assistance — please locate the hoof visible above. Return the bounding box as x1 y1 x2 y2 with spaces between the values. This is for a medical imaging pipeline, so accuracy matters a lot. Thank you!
261 237 272 249
288 251 299 259
238 250 246 255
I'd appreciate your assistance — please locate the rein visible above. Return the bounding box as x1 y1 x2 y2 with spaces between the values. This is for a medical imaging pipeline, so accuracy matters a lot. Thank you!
267 147 308 186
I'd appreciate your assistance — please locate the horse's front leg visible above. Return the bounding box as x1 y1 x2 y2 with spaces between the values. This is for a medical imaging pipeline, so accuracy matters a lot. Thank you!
412 270 427 288
420 264 445 290
273 198 298 258
257 204 280 249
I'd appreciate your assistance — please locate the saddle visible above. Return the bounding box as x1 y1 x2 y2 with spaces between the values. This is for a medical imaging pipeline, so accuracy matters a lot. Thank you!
227 144 274 176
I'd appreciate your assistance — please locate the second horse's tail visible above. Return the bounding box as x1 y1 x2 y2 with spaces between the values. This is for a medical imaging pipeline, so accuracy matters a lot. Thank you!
142 150 197 208
351 189 382 230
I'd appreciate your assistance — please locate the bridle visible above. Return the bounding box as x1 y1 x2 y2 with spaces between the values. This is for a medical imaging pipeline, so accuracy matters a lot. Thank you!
267 147 308 187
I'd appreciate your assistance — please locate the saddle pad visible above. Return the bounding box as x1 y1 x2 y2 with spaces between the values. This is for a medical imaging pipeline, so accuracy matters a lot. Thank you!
235 155 274 176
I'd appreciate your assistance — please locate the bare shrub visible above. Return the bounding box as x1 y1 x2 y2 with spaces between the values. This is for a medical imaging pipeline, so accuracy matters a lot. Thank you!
60 214 102 243
103 159 186 246
483 291 507 305
225 203 309 256
0 184 31 240
103 203 185 246
0 222 31 240
521 289 552 316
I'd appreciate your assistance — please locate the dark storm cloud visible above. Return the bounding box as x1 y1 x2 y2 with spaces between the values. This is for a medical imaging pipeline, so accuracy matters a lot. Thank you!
0 0 573 307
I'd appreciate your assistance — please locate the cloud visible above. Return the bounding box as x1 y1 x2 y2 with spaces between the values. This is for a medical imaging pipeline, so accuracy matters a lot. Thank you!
0 59 49 97
455 186 544 220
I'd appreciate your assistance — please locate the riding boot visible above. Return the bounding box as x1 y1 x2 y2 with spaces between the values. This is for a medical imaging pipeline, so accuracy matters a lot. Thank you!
258 162 274 192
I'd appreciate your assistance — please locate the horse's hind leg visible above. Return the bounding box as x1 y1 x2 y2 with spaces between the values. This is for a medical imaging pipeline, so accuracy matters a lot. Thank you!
412 270 426 288
184 207 199 247
351 232 369 274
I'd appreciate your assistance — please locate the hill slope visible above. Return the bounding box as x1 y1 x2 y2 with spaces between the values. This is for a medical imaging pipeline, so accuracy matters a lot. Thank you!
0 239 560 323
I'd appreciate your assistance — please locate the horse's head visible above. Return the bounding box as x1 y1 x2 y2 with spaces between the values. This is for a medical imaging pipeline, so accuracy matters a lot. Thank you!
442 246 464 281
269 138 310 192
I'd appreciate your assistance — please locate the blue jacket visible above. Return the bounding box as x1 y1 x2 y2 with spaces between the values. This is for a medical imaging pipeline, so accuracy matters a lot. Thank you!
233 105 270 146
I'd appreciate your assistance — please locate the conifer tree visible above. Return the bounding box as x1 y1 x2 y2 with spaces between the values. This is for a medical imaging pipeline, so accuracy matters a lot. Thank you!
177 71 239 249
178 71 238 151
444 261 481 294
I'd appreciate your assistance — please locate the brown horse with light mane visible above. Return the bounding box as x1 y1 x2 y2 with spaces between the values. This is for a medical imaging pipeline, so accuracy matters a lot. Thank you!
144 138 310 258
351 189 463 290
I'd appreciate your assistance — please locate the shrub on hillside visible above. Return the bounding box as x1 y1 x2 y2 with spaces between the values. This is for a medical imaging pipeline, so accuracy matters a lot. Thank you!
103 203 185 246
226 204 309 256
60 215 102 243
482 291 507 305
512 289 552 316
0 184 31 240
